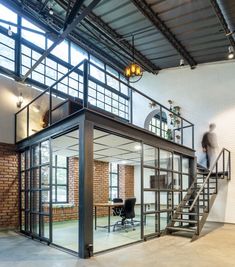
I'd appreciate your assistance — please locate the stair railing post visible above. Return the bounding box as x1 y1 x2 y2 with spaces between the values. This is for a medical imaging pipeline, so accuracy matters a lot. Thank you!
229 151 231 180
223 149 225 179
197 196 200 235
207 175 210 211
215 162 218 194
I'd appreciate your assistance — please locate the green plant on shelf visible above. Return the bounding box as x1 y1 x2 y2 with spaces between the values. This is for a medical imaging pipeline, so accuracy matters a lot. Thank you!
166 129 173 141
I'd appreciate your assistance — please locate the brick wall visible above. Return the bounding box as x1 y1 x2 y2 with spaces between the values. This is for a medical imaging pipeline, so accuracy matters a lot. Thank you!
119 165 135 199
0 143 19 229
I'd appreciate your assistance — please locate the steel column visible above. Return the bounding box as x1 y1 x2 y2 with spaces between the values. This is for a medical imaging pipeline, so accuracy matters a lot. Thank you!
79 119 94 258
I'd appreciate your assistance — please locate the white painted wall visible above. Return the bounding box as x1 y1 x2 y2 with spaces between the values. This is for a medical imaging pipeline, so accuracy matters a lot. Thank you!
0 75 41 144
134 60 235 223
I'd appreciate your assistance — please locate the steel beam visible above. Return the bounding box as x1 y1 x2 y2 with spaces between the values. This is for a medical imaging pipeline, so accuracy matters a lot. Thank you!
21 0 101 81
209 0 235 49
63 0 85 30
55 0 160 72
131 0 197 68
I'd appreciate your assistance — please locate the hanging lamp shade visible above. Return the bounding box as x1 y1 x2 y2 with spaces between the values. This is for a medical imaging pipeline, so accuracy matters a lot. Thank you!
124 35 143 82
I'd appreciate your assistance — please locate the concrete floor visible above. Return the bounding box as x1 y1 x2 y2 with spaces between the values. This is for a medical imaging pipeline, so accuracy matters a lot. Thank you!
1 222 235 267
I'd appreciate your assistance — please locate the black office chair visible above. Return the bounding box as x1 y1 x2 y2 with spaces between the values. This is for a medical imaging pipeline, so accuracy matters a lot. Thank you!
113 197 136 232
112 198 123 216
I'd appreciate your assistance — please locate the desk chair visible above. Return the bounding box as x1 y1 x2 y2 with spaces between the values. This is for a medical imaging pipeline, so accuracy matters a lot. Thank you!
112 198 123 216
113 197 136 232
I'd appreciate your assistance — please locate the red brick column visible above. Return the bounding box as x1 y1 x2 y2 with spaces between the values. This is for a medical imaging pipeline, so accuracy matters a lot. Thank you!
0 143 19 229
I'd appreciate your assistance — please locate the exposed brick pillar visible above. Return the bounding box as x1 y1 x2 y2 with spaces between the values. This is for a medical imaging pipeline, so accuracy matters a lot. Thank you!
0 143 19 229
119 165 134 199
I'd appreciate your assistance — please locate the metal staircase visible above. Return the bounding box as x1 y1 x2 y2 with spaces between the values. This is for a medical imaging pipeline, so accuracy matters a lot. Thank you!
165 148 231 241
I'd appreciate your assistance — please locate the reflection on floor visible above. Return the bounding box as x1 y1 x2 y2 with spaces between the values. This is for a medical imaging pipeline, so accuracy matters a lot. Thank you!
52 215 168 252
2 222 235 267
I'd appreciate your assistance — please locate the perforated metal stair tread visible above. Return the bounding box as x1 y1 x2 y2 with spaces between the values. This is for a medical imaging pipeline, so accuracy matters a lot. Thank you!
172 219 198 224
166 226 195 233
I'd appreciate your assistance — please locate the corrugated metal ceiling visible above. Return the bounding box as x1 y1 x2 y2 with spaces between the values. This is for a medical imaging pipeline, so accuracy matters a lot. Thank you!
9 0 235 72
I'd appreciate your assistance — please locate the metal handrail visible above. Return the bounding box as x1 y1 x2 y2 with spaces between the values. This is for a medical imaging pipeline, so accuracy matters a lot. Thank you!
189 148 231 211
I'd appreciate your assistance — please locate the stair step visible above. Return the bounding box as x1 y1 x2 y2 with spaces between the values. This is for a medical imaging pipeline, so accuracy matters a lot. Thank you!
176 211 203 216
167 226 195 233
172 219 198 224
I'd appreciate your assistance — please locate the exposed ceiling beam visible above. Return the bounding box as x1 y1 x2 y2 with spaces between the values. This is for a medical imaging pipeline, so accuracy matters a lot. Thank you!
131 0 197 68
54 0 160 72
209 0 235 49
63 0 85 30
22 0 101 81
60 1 160 73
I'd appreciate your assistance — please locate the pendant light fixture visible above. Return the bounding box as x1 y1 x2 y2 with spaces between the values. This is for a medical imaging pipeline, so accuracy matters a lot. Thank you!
124 35 143 83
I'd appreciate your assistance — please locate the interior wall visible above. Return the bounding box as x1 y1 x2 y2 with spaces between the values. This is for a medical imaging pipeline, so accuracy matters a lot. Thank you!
0 143 18 229
135 60 235 223
0 75 42 144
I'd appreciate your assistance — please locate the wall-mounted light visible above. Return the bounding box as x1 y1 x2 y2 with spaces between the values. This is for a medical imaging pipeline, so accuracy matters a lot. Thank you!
16 93 23 108
228 46 234 59
8 25 12 37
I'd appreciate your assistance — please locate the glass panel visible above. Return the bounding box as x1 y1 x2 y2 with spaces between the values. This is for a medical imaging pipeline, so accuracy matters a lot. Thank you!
21 211 25 231
182 158 189 173
173 173 181 190
41 166 49 189
173 154 181 172
182 175 189 190
143 145 157 167
160 150 172 170
16 108 27 142
57 155 67 167
160 192 172 210
144 168 156 189
57 169 67 184
21 172 25 190
160 212 168 231
144 213 158 235
144 192 157 212
70 42 88 66
0 4 17 32
32 214 39 235
33 146 39 167
41 215 50 239
51 40 68 62
159 171 172 189
32 191 40 212
41 141 49 164
32 168 39 189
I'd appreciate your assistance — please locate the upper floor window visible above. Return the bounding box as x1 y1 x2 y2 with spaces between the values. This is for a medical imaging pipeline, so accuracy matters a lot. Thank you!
0 4 17 33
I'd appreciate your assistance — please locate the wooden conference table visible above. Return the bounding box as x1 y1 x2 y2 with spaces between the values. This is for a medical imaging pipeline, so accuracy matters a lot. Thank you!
94 202 124 233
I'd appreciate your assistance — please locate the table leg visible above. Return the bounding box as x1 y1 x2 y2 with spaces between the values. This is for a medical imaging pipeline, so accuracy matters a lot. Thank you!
108 206 111 233
95 206 97 230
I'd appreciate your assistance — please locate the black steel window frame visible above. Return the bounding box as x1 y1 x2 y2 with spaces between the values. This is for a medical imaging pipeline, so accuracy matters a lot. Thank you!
142 145 191 238
52 155 69 204
149 113 168 139
19 139 51 242
109 163 119 200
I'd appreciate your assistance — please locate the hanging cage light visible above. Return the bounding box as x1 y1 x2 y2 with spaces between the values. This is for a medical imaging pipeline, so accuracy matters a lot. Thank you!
124 35 143 83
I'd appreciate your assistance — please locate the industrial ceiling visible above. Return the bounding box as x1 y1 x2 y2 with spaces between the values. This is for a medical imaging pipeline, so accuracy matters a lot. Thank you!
5 0 235 73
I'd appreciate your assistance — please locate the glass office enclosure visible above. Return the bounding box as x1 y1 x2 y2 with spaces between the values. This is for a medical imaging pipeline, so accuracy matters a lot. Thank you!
20 129 79 253
93 129 142 252
142 144 191 238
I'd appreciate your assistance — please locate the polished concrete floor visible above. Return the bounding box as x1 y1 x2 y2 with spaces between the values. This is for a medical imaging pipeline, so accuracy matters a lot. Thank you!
1 222 235 267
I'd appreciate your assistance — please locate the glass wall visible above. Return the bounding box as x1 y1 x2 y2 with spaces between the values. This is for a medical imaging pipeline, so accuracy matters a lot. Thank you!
20 140 51 241
51 129 79 252
20 128 79 253
142 144 191 237
93 129 142 252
